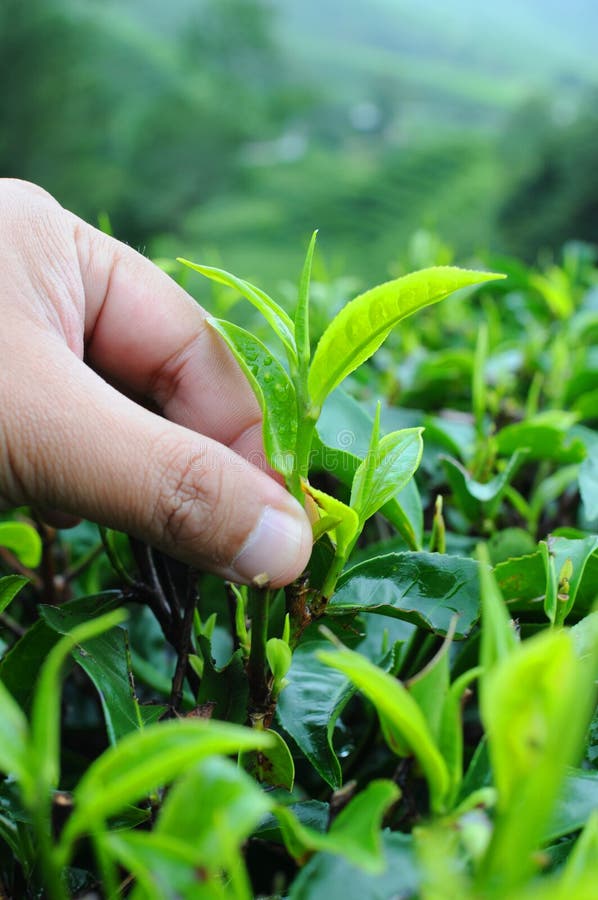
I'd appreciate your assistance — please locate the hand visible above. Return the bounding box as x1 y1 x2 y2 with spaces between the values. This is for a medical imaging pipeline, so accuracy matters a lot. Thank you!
0 180 312 586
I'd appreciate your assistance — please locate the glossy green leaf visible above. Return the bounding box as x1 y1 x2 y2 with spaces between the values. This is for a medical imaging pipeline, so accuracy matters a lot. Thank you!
0 574 29 615
240 728 295 790
328 552 480 638
40 604 143 743
178 258 296 360
196 638 249 725
308 267 504 409
289 831 419 900
351 427 424 525
0 522 42 568
63 720 273 847
0 593 121 714
318 645 449 812
208 318 297 477
276 636 355 788
276 779 399 873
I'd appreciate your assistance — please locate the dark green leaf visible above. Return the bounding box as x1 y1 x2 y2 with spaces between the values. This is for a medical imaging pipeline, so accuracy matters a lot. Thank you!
0 575 29 616
41 604 143 742
328 552 480 638
240 728 295 790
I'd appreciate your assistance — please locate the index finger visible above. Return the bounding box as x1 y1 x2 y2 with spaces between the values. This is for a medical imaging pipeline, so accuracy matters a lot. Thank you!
73 216 267 464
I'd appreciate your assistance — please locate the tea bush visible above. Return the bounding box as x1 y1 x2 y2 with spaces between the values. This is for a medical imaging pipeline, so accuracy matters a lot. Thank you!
0 238 597 898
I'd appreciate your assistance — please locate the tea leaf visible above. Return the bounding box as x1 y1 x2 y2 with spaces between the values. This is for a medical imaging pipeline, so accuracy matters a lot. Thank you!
276 779 399 873
308 267 504 409
0 574 29 615
208 318 297 477
295 230 318 372
318 644 450 812
63 720 273 846
178 258 296 360
0 522 42 568
328 552 480 638
351 427 424 525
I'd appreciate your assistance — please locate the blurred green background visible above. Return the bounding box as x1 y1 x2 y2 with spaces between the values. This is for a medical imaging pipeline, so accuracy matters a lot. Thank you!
2 0 597 287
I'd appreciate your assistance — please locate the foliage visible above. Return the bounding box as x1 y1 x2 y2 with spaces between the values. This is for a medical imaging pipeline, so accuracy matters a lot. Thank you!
1 236 598 899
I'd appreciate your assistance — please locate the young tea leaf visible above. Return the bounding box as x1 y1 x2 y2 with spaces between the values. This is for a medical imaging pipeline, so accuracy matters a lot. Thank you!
308 267 504 409
295 230 318 372
208 318 297 477
351 427 424 525
276 779 399 873
177 258 296 361
0 522 42 569
63 720 273 849
318 645 450 812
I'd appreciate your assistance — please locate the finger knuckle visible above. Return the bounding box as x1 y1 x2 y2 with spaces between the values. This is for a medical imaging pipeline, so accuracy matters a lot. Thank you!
151 437 228 559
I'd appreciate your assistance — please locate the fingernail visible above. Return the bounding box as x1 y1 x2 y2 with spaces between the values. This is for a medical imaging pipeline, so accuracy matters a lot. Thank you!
232 505 309 586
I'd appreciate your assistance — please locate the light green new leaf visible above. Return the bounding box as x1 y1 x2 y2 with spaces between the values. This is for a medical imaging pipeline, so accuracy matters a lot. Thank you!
158 756 271 866
0 574 29 615
0 522 42 568
478 628 598 892
295 230 318 371
276 779 399 873
351 428 424 525
318 645 449 812
0 680 31 791
103 831 231 900
208 318 297 477
178 258 296 361
349 402 381 520
308 267 504 409
477 544 517 680
63 720 274 850
305 485 359 558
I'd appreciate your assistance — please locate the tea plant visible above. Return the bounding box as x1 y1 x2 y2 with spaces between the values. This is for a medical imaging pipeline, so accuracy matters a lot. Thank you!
0 237 597 898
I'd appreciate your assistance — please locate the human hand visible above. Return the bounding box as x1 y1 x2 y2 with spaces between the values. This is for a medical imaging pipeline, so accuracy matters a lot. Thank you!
0 179 312 586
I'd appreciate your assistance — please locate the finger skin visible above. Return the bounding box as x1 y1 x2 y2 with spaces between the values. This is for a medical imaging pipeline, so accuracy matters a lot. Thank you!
0 179 312 586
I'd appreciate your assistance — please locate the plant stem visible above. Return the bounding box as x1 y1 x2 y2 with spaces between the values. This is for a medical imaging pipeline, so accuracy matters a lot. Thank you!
34 806 67 900
170 571 198 710
247 583 271 717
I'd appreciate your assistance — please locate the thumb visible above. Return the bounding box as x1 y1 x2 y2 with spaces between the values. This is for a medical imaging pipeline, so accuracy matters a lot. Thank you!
4 336 312 587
